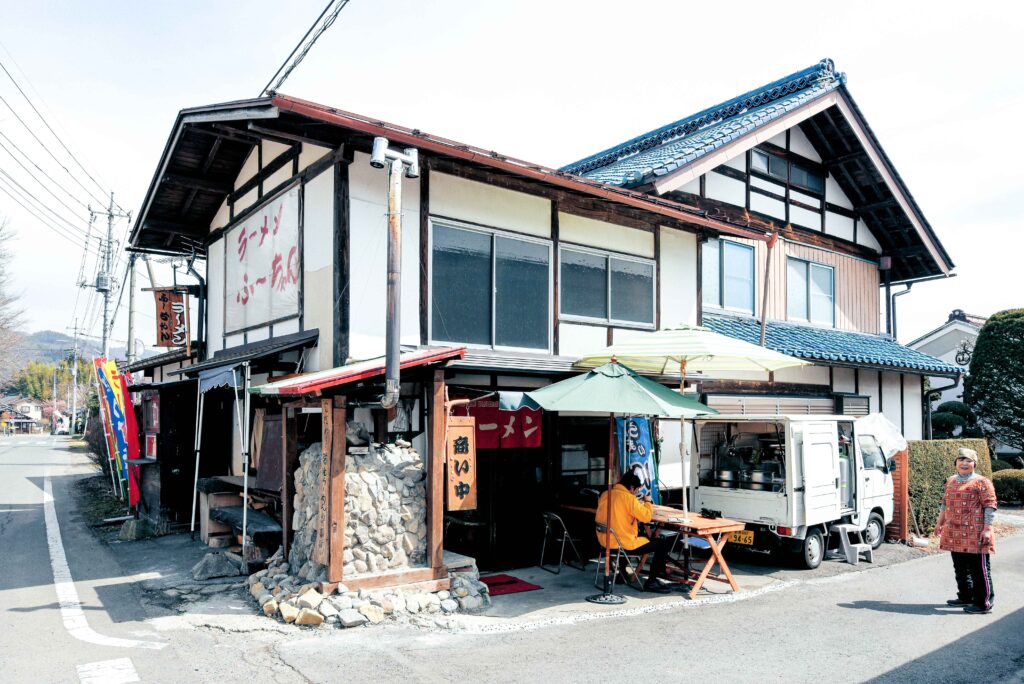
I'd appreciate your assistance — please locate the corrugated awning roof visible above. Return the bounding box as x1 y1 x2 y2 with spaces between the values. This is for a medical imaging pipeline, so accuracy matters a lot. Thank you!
250 346 465 396
170 329 318 377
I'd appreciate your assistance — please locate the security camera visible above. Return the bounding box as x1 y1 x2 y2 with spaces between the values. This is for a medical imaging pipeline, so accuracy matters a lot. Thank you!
370 137 388 169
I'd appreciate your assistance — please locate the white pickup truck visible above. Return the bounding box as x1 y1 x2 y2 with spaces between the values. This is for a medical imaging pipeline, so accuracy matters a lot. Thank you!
690 414 896 569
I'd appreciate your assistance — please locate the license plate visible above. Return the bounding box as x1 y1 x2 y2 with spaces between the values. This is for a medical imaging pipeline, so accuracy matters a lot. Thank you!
728 530 754 545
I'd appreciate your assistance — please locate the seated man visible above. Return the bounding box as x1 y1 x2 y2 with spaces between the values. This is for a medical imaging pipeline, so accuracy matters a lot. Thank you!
595 472 673 593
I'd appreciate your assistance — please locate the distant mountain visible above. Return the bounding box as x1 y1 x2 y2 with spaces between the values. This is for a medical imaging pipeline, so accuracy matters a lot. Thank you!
14 330 155 365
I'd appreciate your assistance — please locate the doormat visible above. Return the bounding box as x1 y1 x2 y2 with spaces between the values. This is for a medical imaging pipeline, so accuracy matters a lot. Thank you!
479 574 542 596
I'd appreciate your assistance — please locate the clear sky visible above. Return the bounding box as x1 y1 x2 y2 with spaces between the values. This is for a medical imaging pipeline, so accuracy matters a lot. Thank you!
0 0 1020 355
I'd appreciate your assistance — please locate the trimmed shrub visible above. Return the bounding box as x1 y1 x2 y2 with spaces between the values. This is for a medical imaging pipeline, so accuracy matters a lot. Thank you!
993 470 1024 504
931 412 966 438
992 459 1014 472
907 438 991 534
936 401 973 420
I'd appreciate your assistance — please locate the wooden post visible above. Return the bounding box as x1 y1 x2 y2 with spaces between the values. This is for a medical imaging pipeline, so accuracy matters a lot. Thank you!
427 369 446 570
314 398 333 565
328 396 346 583
281 406 298 560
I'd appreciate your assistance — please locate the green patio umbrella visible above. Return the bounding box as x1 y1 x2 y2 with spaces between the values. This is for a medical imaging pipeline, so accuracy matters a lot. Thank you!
526 361 715 604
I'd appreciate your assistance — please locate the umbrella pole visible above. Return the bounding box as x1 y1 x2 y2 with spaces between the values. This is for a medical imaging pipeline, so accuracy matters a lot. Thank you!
587 416 626 605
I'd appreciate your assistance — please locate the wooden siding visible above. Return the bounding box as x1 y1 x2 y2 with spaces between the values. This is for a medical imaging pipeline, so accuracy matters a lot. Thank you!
728 237 880 334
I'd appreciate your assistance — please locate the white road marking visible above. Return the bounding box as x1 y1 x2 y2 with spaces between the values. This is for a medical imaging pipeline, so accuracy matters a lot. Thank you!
43 477 166 650
76 658 140 684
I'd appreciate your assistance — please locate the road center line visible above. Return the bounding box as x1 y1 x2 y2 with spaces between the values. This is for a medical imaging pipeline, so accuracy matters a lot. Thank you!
43 477 166 650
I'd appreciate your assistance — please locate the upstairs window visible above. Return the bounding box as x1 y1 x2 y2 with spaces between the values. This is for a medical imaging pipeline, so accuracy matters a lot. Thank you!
787 257 834 326
702 238 755 314
560 248 655 326
431 222 551 350
751 149 824 194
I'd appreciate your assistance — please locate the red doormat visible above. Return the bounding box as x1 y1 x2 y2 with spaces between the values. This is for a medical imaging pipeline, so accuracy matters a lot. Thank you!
479 574 542 596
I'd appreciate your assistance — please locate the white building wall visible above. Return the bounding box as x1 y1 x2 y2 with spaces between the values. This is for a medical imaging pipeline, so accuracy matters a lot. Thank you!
706 172 746 206
659 227 697 327
206 240 225 354
832 367 856 393
559 323 607 357
903 375 923 440
789 127 820 161
860 369 881 413
431 172 550 238
559 213 653 258
302 166 335 371
881 372 903 430
349 151 420 360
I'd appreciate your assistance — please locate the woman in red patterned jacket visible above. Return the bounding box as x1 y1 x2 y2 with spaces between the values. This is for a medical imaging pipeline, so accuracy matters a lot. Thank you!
934 448 997 614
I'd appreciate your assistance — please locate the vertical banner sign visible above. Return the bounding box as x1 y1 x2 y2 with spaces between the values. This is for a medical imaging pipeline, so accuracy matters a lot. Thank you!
93 358 126 499
152 288 191 353
615 417 660 504
224 185 301 333
100 360 139 506
446 416 477 511
313 413 332 565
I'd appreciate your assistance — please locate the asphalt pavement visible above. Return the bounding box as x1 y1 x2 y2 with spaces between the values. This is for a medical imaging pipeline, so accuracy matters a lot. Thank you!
2 434 1022 684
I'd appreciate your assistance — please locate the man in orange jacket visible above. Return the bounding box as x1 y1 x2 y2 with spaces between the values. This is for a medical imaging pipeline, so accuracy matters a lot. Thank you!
595 471 673 593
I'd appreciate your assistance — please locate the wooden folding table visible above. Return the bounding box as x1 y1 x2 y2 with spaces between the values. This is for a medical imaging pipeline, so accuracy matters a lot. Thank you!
650 505 746 599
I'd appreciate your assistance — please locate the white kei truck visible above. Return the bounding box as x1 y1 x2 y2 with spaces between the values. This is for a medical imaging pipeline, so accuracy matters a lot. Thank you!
689 414 897 569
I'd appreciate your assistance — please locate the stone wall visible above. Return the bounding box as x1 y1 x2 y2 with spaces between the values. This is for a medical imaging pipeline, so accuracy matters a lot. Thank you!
289 440 427 582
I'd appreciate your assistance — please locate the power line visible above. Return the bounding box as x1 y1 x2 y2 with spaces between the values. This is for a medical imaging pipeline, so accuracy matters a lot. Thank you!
0 134 92 226
0 180 92 250
0 165 94 242
0 56 119 211
260 0 350 96
0 128 91 212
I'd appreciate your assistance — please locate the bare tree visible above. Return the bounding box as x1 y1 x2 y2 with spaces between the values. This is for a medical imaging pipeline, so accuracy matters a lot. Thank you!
0 216 25 385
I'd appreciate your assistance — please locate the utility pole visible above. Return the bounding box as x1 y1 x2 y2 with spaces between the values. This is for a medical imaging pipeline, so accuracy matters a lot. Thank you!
92 192 130 359
70 319 80 436
127 254 138 364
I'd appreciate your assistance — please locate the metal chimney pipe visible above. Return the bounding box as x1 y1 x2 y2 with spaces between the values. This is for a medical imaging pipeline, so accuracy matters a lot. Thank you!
370 137 419 410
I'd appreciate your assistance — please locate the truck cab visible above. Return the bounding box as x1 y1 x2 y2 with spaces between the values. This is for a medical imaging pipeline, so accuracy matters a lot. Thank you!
691 414 895 569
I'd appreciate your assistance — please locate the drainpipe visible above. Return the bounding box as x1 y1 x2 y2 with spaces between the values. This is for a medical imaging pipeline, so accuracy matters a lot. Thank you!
880 256 893 336
923 375 961 439
759 231 778 346
187 255 206 359
891 284 912 342
890 273 957 343
369 137 420 409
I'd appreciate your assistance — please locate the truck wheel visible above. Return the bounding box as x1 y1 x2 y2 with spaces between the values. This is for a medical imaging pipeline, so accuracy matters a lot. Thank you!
798 528 824 569
864 512 885 550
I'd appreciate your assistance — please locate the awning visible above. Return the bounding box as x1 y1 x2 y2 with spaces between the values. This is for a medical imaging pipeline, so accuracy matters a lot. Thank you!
199 365 243 394
170 329 318 378
250 346 465 396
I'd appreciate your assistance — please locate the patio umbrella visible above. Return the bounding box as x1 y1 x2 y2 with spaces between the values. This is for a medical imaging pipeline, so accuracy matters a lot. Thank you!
575 325 809 524
526 361 715 604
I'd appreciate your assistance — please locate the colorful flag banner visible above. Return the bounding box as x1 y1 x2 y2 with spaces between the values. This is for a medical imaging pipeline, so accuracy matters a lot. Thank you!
615 417 660 504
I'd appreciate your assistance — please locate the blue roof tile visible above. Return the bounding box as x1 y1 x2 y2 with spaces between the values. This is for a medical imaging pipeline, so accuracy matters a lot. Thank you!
562 60 844 188
702 313 963 375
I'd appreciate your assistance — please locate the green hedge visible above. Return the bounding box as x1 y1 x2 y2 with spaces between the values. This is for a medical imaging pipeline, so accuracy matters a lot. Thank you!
992 459 1014 472
908 438 991 534
993 470 1024 504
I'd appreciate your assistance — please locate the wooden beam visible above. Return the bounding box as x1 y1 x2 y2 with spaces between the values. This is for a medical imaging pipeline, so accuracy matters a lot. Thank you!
162 173 232 195
281 407 298 560
228 144 301 204
328 397 346 583
341 567 449 592
334 160 350 366
700 379 831 397
419 160 430 346
427 370 445 570
248 122 340 148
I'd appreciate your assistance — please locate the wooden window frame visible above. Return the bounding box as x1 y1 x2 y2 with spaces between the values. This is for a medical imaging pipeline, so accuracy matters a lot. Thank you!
787 256 836 327
557 244 657 330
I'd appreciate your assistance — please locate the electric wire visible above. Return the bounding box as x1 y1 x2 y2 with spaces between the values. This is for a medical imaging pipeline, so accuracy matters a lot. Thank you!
0 88 110 209
0 134 91 226
0 128 91 213
260 0 350 95
0 164 94 241
0 179 91 250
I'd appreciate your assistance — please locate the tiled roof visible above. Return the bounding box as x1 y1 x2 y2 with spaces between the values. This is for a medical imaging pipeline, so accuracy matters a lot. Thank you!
702 312 963 375
561 59 845 187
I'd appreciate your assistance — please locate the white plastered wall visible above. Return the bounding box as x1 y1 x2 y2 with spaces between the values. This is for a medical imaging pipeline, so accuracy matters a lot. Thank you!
705 172 745 207
831 367 856 393
348 151 420 360
860 370 881 414
431 172 550 238
659 227 697 327
789 127 820 161
302 166 335 371
903 375 923 440
881 372 903 431
559 322 607 357
559 213 653 258
206 239 225 354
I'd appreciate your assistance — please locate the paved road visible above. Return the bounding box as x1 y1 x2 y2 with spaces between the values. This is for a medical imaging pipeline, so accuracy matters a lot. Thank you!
3 435 1023 683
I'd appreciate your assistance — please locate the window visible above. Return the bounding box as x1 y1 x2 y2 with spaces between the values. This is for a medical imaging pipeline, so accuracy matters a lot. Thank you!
702 238 755 314
787 258 834 326
751 149 824 194
431 222 551 350
560 248 655 326
858 435 886 470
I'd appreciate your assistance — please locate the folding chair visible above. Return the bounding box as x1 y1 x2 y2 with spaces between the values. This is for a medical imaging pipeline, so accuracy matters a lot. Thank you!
539 512 584 574
593 523 644 590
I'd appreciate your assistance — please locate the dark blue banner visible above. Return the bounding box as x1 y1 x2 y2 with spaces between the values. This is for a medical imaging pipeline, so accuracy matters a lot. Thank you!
615 417 659 504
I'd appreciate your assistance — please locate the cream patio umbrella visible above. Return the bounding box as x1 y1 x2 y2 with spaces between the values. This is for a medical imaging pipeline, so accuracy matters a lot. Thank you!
575 325 810 523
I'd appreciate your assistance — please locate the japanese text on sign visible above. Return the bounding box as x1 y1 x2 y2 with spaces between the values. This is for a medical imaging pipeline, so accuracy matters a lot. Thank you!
446 416 477 511
152 288 190 353
224 185 301 333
